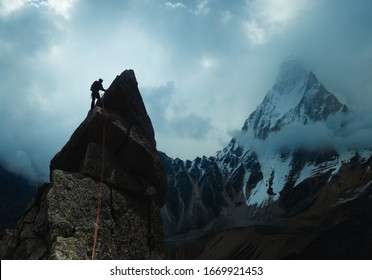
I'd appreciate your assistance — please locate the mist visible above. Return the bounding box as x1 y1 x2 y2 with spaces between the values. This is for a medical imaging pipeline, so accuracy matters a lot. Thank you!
237 111 372 158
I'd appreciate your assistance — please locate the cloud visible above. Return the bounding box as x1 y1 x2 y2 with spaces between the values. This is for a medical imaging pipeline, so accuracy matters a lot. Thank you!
237 111 372 157
199 56 218 69
0 2 72 182
0 0 26 17
171 113 213 139
221 10 232 23
164 2 186 9
244 19 267 45
142 82 214 139
142 82 177 132
0 0 76 19
1 0 372 182
330 111 372 151
195 0 210 15
243 0 311 45
43 0 76 19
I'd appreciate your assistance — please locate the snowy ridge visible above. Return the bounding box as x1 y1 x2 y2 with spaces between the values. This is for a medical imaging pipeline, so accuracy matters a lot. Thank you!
234 60 353 206
242 60 346 140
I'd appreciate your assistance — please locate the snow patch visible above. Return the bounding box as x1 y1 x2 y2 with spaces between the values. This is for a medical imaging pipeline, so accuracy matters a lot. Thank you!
333 181 372 206
246 150 292 206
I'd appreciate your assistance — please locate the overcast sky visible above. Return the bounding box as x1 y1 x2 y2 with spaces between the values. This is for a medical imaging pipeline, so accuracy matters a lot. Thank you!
1 0 372 183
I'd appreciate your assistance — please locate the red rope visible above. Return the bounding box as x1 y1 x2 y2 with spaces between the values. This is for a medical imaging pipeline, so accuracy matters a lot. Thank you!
91 100 106 260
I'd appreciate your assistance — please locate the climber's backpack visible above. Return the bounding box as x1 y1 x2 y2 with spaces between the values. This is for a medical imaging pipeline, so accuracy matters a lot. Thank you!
90 81 100 92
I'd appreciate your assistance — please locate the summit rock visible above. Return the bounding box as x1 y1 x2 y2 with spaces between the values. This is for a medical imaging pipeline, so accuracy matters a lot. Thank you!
1 70 168 260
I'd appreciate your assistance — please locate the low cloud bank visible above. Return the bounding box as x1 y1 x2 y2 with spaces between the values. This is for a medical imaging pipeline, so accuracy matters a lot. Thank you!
237 111 372 155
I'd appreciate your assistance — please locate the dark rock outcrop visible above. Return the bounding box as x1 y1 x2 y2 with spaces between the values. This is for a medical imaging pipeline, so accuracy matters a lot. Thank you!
50 70 166 206
1 70 167 259
0 165 36 230
169 155 372 259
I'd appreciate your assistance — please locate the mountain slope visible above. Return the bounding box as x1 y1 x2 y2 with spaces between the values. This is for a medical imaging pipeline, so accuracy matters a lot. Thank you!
0 164 36 230
169 154 372 259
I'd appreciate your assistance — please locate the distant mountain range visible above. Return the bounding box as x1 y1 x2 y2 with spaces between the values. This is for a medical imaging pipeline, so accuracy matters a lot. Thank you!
161 60 372 258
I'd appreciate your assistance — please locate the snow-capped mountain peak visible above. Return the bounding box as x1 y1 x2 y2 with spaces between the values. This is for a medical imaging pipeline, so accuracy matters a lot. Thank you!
162 60 371 239
242 60 347 139
273 59 315 92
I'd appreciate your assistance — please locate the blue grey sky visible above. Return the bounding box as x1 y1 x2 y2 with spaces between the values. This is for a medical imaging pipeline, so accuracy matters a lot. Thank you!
1 0 372 182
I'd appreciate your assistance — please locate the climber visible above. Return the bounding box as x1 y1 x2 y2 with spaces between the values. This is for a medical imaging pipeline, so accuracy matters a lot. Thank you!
90 78 106 110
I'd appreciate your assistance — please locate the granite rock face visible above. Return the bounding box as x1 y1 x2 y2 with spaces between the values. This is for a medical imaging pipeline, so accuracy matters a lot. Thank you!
1 70 167 259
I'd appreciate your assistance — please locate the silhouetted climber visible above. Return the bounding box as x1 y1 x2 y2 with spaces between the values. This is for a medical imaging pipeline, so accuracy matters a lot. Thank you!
90 78 106 110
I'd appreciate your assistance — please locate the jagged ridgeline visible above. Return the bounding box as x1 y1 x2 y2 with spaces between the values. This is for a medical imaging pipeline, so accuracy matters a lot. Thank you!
162 60 372 259
0 70 168 260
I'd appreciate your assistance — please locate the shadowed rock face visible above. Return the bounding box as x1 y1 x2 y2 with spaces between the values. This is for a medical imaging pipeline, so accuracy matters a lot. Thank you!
0 165 36 230
50 70 166 206
168 155 372 260
0 70 167 260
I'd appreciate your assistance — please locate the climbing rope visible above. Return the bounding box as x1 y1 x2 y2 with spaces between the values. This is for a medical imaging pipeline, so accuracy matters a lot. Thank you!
147 200 153 257
90 95 154 259
91 97 107 260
